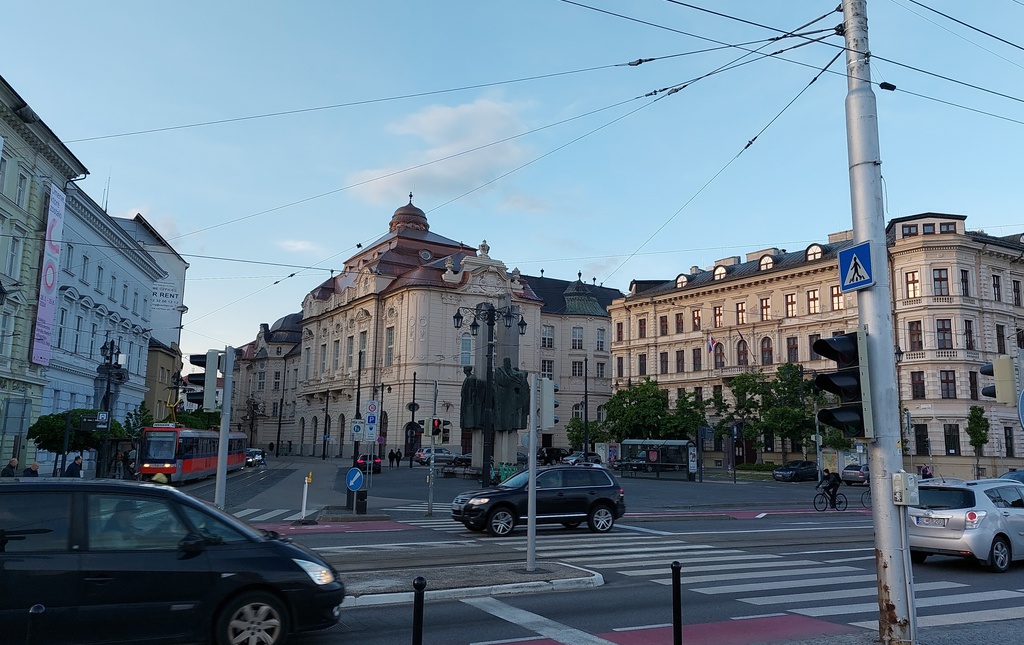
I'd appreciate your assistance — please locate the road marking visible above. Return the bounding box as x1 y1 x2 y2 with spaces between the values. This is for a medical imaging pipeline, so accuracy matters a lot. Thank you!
462 597 617 645
233 508 260 517
572 551 769 567
617 559 821 577
739 581 964 605
795 590 1024 617
616 524 676 535
676 564 861 585
677 573 879 594
249 509 291 521
852 606 1024 630
315 539 479 553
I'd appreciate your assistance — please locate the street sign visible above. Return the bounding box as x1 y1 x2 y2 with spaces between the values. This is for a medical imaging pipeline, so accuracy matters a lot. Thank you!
366 400 378 415
351 421 364 440
838 241 874 292
345 467 364 491
96 411 109 430
364 425 378 442
366 414 377 425
376 436 385 445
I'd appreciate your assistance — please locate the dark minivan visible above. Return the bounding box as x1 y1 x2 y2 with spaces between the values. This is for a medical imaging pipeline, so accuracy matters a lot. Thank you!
0 479 345 645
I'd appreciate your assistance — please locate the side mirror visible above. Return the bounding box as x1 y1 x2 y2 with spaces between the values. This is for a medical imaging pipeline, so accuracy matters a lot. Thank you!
179 534 206 554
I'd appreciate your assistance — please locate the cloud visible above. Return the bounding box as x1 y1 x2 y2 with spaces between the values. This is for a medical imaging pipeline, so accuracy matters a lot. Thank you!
346 98 535 205
279 239 322 253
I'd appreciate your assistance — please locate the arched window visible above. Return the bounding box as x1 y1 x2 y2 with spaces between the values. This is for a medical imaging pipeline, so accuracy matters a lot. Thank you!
806 244 823 261
675 274 688 288
759 255 774 271
713 343 725 368
737 340 749 366
714 266 728 281
761 337 774 365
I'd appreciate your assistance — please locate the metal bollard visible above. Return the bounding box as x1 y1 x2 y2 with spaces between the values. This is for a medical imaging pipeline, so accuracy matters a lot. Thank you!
671 561 682 645
411 576 427 645
26 604 45 645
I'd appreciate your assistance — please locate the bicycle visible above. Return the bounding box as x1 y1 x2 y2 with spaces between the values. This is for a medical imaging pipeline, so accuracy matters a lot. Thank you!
861 487 872 508
814 490 848 511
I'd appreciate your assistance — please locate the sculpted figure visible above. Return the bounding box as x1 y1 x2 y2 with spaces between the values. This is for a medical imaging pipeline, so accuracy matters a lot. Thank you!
494 357 529 432
459 366 488 430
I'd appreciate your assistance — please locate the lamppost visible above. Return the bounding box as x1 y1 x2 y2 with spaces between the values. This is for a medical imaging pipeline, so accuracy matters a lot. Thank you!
583 356 590 453
453 303 527 485
100 337 121 413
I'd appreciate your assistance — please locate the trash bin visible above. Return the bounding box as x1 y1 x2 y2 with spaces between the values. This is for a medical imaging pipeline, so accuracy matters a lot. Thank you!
346 488 355 510
355 490 367 515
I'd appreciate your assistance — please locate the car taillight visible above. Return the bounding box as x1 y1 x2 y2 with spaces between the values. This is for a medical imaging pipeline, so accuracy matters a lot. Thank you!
965 510 986 529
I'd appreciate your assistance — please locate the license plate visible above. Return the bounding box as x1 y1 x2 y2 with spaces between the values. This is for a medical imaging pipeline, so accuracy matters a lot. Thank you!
915 516 947 527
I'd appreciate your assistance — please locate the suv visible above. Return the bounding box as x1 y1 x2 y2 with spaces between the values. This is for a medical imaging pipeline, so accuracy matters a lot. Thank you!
537 447 570 465
909 478 1024 572
772 460 818 482
450 464 625 536
0 479 345 644
415 447 457 465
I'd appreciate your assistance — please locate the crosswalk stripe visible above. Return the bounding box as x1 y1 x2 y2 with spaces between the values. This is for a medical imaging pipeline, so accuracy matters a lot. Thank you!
852 606 1024 630
618 559 820 577
677 573 879 594
739 581 965 605
233 508 260 518
794 590 1024 617
676 564 860 585
248 509 292 521
315 540 479 554
563 550 758 566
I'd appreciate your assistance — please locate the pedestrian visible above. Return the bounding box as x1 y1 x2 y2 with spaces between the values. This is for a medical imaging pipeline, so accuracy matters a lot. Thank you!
112 450 124 479
388 449 396 469
62 455 83 478
921 464 933 479
22 462 40 477
396 448 403 465
1 457 18 477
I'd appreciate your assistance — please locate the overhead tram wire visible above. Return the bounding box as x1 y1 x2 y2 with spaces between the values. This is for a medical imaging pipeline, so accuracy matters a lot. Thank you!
889 0 1024 71
902 0 1024 55
602 49 846 285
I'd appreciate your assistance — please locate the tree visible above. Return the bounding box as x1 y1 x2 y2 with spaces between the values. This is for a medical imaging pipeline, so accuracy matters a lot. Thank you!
965 405 990 478
169 410 221 430
565 417 612 449
602 379 673 441
123 402 155 441
27 409 126 455
673 390 708 440
760 364 819 460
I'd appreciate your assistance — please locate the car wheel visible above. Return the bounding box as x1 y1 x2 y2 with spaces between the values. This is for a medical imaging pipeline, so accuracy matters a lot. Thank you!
910 551 928 564
486 507 516 537
562 521 582 529
985 536 1011 572
587 505 615 533
215 591 288 645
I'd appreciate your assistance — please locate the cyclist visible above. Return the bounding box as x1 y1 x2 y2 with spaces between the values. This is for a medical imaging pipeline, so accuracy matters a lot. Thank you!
817 468 842 509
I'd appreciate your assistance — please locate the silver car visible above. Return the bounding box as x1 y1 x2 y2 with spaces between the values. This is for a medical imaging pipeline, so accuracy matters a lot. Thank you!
909 478 1024 572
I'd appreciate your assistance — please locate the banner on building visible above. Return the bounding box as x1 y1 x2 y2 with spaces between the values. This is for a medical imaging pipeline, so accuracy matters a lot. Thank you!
31 183 66 366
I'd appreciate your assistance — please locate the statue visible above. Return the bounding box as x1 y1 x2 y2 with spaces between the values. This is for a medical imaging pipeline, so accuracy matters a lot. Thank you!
459 366 488 430
493 357 529 432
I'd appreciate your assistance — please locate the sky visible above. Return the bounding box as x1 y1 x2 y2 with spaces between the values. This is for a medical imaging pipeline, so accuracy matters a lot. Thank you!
5 1 1024 363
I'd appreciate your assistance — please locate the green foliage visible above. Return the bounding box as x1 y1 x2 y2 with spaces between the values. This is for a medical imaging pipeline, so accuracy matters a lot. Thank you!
821 428 854 451
565 417 612 449
673 390 707 439
166 410 221 430
602 379 675 441
123 402 155 439
28 410 126 454
736 462 776 472
966 405 990 474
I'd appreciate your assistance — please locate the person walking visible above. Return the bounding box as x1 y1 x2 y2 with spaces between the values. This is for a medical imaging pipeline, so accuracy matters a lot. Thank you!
22 462 40 477
396 448 403 466
388 449 396 469
62 455 84 478
1 457 18 477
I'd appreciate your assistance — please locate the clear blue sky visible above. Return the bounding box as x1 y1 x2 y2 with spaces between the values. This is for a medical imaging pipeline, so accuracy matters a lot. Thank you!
6 1 1024 361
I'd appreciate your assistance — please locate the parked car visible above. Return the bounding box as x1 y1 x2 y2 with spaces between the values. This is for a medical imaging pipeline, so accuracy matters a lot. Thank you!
909 478 1024 572
841 463 869 485
0 479 345 644
537 447 571 465
452 453 472 466
355 453 382 473
1000 470 1024 483
415 447 457 465
451 463 625 536
562 451 602 465
772 460 818 482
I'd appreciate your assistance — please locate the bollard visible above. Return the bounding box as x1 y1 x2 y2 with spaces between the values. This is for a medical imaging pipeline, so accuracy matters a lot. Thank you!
411 576 427 645
671 560 682 645
26 603 45 645
355 489 367 515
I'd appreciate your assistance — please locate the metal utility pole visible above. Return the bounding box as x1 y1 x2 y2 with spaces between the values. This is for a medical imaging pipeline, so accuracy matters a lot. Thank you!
841 1 917 641
214 348 235 509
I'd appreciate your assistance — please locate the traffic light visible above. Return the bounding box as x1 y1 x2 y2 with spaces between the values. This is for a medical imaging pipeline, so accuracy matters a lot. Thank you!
186 350 221 411
540 378 559 429
441 420 451 443
981 356 1016 404
431 418 442 436
813 328 873 439
416 419 425 433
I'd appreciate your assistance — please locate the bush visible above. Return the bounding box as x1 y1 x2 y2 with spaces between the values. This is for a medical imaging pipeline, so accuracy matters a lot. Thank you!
737 462 776 472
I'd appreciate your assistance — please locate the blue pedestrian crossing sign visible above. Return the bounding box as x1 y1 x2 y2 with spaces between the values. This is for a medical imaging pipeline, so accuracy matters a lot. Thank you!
838 241 874 293
346 467 364 491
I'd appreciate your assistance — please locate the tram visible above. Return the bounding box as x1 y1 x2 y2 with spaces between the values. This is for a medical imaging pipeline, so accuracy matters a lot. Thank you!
138 424 248 483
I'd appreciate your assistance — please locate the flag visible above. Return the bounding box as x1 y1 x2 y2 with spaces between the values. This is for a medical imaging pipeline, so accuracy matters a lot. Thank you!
708 335 715 353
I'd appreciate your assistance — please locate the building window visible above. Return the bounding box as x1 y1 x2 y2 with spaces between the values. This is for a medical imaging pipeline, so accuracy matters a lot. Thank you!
693 386 703 403
109 275 117 300
997 324 1007 354
914 424 930 456
933 269 949 296
940 222 956 233
359 331 367 353
1005 426 1015 458
460 333 472 366
542 325 554 349
806 245 822 261
993 274 1003 302
808 334 821 359
713 384 723 401
16 173 28 207
961 270 970 297
911 371 925 399
638 319 647 339
830 286 844 311
95 265 104 293
940 370 956 399
384 326 395 366
936 319 953 350
345 336 354 370
737 340 749 366
1015 280 1022 306
319 343 327 374
303 348 311 380
786 336 799 363
963 319 975 351
572 360 585 377
692 347 702 371
902 224 918 237
638 354 647 376
73 316 82 353
257 371 266 391
923 223 935 234
56 308 66 349
675 313 685 334
616 322 623 342
572 403 583 420
713 343 725 369
905 271 920 299
121 284 128 307
542 359 554 380
659 316 668 337
760 338 773 365
784 294 796 318
735 302 746 325
969 371 979 400
675 350 684 372
943 424 961 455
596 328 605 351
5 234 21 279
759 255 774 271
908 321 923 351
806 290 820 315
273 371 281 391
659 352 668 374
331 339 340 372
760 297 771 321
713 306 723 328
62 243 75 272
596 362 606 378
572 326 584 350
692 309 701 331
616 357 623 378
714 266 727 280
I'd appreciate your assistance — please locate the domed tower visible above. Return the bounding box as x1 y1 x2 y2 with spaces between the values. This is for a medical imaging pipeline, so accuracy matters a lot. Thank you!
389 192 429 233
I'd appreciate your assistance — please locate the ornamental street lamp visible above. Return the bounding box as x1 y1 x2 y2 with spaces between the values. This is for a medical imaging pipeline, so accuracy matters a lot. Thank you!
100 338 122 413
453 303 527 485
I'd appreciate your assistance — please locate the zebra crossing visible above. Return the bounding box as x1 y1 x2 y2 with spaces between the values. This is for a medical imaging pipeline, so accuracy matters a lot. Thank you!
232 507 321 523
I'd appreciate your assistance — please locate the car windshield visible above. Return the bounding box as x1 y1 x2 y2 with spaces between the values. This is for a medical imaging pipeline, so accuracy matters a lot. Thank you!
500 470 531 488
916 487 976 510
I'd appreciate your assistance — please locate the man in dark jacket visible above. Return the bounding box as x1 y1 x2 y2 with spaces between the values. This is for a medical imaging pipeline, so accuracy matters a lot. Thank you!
818 468 842 508
62 455 83 478
1 457 17 477
22 462 40 477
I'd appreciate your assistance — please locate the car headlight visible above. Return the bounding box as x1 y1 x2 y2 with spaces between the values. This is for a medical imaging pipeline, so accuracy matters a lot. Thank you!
468 497 490 505
293 558 335 585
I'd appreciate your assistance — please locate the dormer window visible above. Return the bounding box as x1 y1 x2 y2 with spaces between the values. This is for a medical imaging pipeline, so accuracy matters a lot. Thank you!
759 255 774 271
713 266 728 281
806 244 823 261
675 275 688 288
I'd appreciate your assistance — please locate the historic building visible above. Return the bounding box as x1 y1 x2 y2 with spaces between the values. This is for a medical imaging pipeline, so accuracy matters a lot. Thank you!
230 198 622 459
608 213 1024 479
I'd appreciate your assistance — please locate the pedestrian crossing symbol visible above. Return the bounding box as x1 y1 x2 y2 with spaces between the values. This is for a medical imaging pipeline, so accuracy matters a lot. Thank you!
838 241 874 293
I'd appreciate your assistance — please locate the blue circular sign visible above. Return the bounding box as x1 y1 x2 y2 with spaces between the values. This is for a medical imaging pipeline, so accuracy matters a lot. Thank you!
346 467 364 491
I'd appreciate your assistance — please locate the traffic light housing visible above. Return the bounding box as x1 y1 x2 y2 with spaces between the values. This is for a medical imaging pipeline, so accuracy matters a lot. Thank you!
186 350 221 411
813 328 873 439
981 356 1016 404
540 378 559 429
441 420 451 443
431 418 442 436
